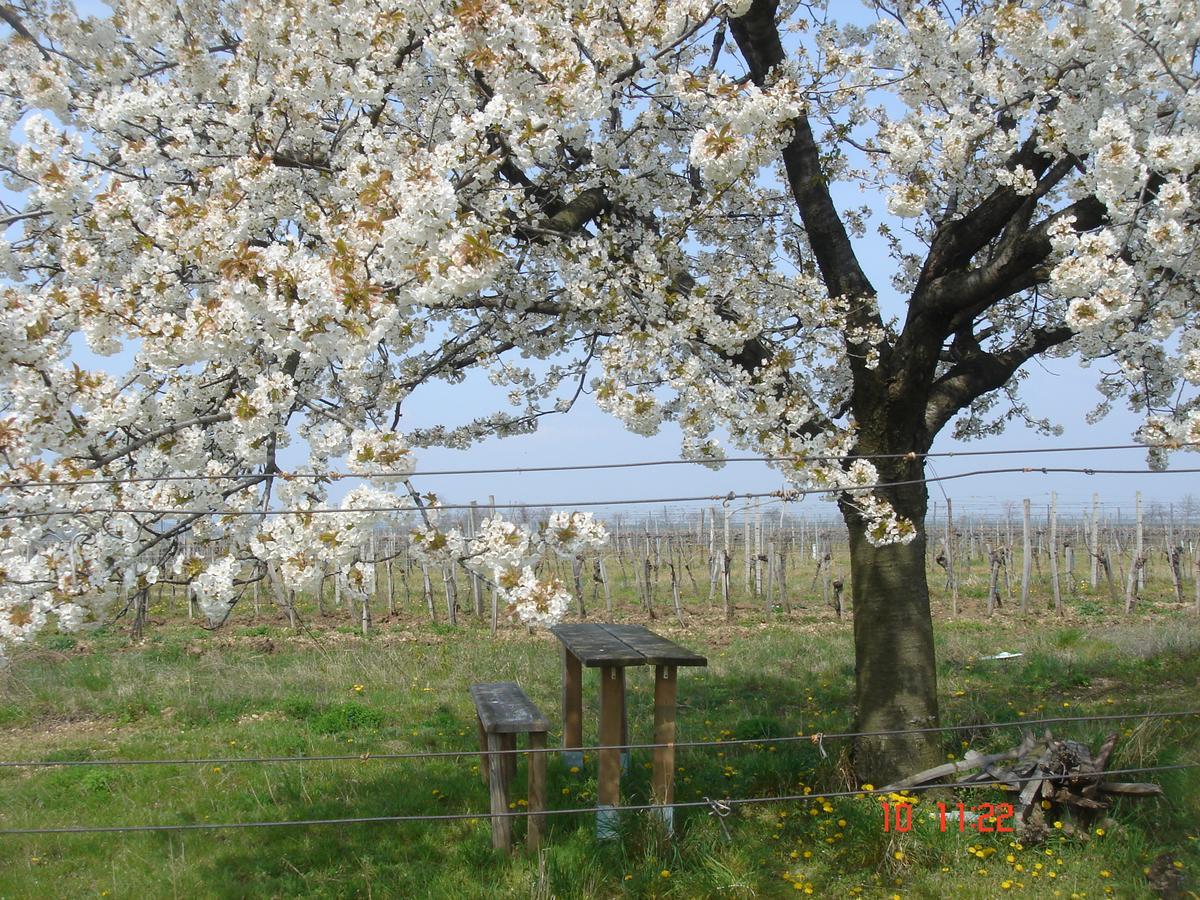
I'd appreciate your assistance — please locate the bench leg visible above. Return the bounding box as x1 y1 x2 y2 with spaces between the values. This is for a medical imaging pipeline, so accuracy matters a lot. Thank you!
652 665 679 834
562 649 583 769
597 664 624 839
527 731 547 851
502 732 517 784
476 714 489 785
486 732 513 852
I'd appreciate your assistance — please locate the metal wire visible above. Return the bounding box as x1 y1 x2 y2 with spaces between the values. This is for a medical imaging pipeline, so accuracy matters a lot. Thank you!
3 466 1200 521
0 762 1193 836
1 709 1194 769
2 441 1195 490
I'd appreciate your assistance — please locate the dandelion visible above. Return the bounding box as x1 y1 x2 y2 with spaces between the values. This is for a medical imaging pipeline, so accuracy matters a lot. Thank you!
894 851 904 861
660 869 671 878
569 766 580 774
1095 828 1105 836
1053 821 1063 829
353 683 364 693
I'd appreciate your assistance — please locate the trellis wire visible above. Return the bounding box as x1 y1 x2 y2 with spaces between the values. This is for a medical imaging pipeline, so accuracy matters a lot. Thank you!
3 466 1200 521
2 440 1195 489
1 709 1194 768
0 763 1194 836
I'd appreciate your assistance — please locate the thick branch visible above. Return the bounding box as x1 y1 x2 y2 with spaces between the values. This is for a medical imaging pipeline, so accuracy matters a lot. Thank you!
924 324 1074 435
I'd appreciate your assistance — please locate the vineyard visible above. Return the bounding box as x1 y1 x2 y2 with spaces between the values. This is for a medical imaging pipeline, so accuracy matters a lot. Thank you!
112 491 1200 635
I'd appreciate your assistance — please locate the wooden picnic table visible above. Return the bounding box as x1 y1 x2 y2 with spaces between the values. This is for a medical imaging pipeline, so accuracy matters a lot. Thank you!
549 623 706 833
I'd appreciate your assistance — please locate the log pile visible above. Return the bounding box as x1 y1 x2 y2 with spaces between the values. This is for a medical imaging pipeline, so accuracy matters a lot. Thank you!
882 730 1163 836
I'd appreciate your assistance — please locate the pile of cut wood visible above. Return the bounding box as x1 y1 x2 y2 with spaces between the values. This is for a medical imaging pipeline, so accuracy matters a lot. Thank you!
882 730 1162 836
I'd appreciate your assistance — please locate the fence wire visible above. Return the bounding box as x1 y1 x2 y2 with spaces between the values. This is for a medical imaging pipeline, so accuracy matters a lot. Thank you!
1 709 1195 769
2 441 1196 490
4 466 1200 521
0 762 1194 836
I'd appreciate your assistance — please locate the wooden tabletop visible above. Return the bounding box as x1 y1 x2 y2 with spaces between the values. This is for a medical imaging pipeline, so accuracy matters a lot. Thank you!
550 623 707 668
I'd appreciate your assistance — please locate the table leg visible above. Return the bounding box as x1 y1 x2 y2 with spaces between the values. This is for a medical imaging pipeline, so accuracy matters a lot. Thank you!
476 714 489 785
652 664 678 834
562 648 583 769
619 664 629 773
597 664 625 839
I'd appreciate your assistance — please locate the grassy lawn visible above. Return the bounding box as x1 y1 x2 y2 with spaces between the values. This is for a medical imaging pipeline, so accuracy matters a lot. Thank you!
1 593 1197 898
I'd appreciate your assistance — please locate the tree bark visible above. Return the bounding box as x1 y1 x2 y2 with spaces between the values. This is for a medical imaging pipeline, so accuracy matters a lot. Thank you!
840 466 941 785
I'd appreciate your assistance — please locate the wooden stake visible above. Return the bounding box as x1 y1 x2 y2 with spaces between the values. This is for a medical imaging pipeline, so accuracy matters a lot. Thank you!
1049 493 1062 614
1021 498 1032 613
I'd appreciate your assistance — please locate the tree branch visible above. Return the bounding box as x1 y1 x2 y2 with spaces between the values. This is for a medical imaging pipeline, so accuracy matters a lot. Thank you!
924 324 1074 435
728 0 883 358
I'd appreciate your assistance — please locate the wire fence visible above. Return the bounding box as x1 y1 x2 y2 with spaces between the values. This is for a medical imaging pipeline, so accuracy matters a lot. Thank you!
2 709 1195 769
1 763 1194 836
2 441 1197 490
4 465 1200 521
1 711 1196 836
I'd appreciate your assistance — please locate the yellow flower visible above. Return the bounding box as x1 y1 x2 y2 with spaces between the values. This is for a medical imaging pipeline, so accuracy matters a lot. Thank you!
862 783 875 791
660 869 671 878
1053 821 1063 829
893 851 904 860
568 766 580 774
1100 870 1110 878
1095 827 1105 836
1001 882 1012 890
624 875 633 881
1173 860 1184 869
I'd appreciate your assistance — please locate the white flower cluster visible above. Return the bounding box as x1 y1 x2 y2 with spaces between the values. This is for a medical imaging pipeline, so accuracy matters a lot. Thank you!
407 512 607 627
189 556 242 625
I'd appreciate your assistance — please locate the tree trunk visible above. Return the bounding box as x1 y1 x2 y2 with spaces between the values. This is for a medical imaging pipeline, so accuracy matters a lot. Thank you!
840 476 941 785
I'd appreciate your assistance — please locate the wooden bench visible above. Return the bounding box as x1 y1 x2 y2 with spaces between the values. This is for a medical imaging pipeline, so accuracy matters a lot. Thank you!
469 681 550 852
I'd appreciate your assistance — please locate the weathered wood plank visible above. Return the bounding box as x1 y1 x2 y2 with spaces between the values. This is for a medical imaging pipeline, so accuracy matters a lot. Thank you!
550 623 644 666
600 624 708 667
470 682 550 734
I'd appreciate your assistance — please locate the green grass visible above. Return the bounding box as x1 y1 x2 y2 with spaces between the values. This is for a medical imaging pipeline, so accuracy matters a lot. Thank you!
1 612 1197 898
